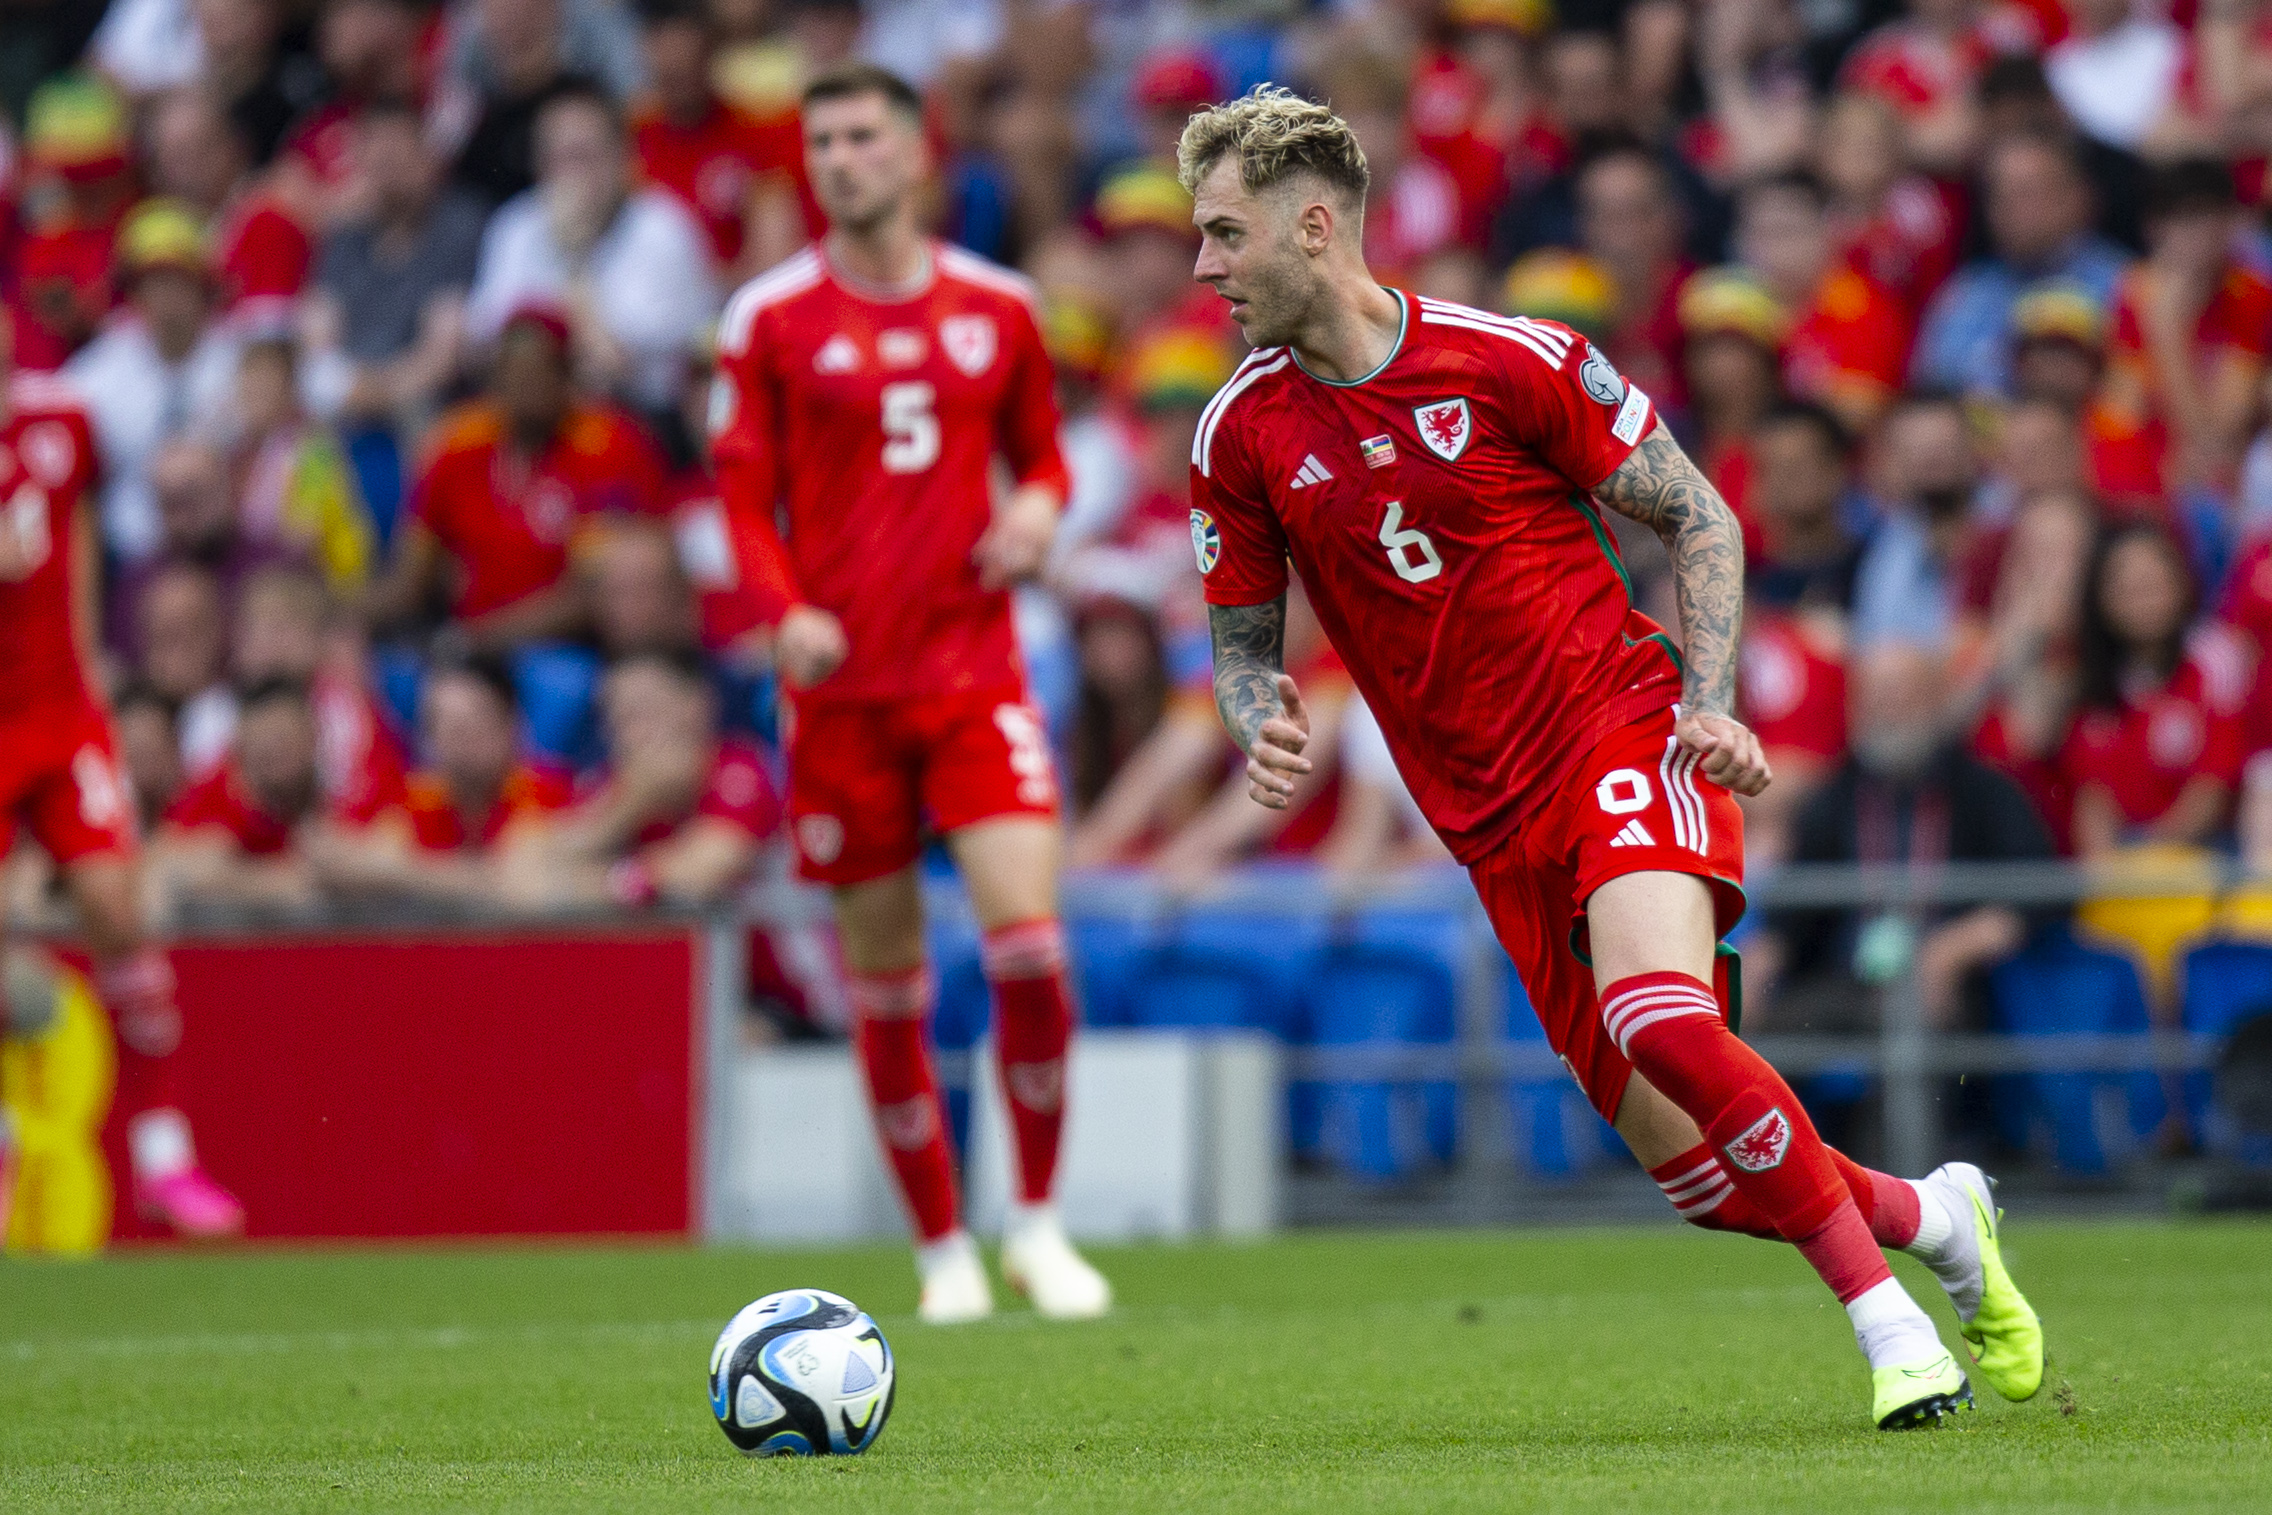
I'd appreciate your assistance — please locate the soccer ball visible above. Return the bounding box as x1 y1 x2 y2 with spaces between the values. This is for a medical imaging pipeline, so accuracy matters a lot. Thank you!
708 1289 895 1457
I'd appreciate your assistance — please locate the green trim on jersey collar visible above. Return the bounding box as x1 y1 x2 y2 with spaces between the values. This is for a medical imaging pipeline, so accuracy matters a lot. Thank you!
1291 288 1408 388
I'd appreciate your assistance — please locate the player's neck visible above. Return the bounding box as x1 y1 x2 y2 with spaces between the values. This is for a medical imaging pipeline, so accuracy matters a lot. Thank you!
824 220 931 296
1287 276 1405 385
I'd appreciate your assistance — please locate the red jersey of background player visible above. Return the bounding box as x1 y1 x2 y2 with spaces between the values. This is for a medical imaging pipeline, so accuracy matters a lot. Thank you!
707 241 1068 699
1192 294 1681 860
0 372 103 721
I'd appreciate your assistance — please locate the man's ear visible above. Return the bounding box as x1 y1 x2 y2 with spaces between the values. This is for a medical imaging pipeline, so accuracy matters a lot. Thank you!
1296 199 1335 257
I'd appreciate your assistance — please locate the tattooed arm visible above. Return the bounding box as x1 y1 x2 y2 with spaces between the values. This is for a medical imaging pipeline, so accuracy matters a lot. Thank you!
1593 422 1772 796
1209 595 1315 810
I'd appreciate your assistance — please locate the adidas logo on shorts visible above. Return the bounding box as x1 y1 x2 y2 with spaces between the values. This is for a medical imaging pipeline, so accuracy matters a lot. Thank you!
1609 819 1655 848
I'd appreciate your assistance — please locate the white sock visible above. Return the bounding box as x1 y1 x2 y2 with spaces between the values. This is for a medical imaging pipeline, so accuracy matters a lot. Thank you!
1903 1179 1955 1262
915 1228 977 1281
127 1108 194 1180
1845 1277 1944 1371
1005 1199 1058 1242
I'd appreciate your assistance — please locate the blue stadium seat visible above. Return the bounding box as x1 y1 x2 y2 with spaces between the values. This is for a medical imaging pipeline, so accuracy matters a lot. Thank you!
2178 941 2272 1156
1127 892 1328 1036
1066 914 1156 1029
1989 929 2168 1174
1502 965 1624 1179
1308 940 1460 1182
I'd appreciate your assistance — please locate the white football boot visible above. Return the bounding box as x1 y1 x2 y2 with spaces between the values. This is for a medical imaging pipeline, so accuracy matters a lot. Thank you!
1000 1202 1112 1320
916 1229 994 1324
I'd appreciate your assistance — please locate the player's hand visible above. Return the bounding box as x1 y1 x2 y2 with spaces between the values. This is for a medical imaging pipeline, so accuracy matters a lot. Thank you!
1676 709 1772 797
774 605 849 689
972 485 1059 589
1245 674 1313 810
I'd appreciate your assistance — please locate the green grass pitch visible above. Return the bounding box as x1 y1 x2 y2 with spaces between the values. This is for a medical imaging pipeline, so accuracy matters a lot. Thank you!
4 1221 2268 1512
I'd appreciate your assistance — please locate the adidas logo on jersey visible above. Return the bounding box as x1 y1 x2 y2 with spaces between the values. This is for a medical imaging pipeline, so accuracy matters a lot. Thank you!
1290 454 1334 488
814 334 861 373
1609 819 1656 848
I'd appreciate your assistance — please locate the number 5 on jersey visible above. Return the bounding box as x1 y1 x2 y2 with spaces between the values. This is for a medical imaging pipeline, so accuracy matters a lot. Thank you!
881 381 939 474
1379 500 1441 584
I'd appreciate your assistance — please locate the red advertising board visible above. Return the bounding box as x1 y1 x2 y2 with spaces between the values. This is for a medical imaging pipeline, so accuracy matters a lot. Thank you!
102 931 702 1242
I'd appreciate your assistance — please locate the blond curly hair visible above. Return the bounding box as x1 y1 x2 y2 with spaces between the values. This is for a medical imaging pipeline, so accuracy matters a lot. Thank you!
1174 85 1370 205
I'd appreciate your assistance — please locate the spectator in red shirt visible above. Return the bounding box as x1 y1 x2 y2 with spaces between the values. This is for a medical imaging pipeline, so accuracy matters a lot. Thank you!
632 0 810 281
305 655 571 903
144 88 313 315
1734 171 1914 434
1320 51 1466 284
1675 268 1788 554
1574 143 1695 415
152 677 391 912
373 305 668 647
2091 158 2272 504
499 649 779 910
1970 485 2096 846
231 564 411 821
1739 605 1852 860
2060 523 2245 855
1817 92 1965 320
1840 0 2041 175
8 73 138 370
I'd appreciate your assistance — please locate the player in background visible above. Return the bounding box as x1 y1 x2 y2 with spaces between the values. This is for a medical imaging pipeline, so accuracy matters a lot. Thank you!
710 63 1110 1323
0 316 245 1238
1181 89 2041 1429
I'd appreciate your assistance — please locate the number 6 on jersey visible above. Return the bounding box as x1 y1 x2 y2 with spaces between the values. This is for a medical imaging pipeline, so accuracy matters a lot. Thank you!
1379 500 1442 583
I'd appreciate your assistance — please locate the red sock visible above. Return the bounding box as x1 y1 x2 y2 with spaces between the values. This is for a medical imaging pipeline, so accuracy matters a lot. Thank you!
1653 1141 1923 1251
98 949 183 1121
1830 1150 1922 1249
1607 971 1891 1302
848 968 959 1243
983 918 1073 1205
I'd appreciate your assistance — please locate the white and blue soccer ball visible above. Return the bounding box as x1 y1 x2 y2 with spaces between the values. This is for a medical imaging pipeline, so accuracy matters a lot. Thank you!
708 1289 895 1457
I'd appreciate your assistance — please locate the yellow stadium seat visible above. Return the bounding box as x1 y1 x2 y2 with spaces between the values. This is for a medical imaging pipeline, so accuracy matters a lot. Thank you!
2074 844 2220 1012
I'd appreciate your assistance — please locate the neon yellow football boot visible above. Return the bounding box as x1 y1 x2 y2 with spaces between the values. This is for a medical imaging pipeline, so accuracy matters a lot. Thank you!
1873 1350 1973 1430
1928 1162 2045 1402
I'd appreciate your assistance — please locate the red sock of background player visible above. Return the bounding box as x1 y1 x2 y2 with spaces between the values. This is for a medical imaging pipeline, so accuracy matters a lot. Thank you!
981 919 1073 1208
95 949 195 1183
1605 972 1943 1367
848 968 960 1244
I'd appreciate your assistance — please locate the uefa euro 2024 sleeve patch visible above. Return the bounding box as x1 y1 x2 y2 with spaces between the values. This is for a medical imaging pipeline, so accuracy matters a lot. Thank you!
1190 508 1221 574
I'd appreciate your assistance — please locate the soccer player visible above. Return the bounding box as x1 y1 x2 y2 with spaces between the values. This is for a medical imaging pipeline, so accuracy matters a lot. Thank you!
0 318 245 1238
1179 89 2041 1429
710 63 1110 1323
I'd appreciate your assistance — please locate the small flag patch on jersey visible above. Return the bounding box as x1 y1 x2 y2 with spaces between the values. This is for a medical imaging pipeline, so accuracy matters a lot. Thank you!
1190 508 1221 574
1360 434 1396 468
1609 819 1655 848
1290 454 1334 488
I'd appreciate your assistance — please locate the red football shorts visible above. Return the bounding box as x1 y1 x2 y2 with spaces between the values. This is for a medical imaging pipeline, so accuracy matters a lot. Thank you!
785 689 1059 886
0 701 138 867
1468 706 1746 1122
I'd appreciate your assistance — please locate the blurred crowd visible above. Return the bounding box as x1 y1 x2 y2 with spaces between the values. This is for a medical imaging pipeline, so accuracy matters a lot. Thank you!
15 0 2272 980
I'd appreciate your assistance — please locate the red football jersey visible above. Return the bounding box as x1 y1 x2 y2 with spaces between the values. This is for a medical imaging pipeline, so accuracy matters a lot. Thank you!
1739 612 1848 761
0 375 103 722
574 739 781 852
408 400 669 619
403 763 572 851
164 758 396 855
2056 647 2247 828
1192 294 1682 861
709 242 1070 701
